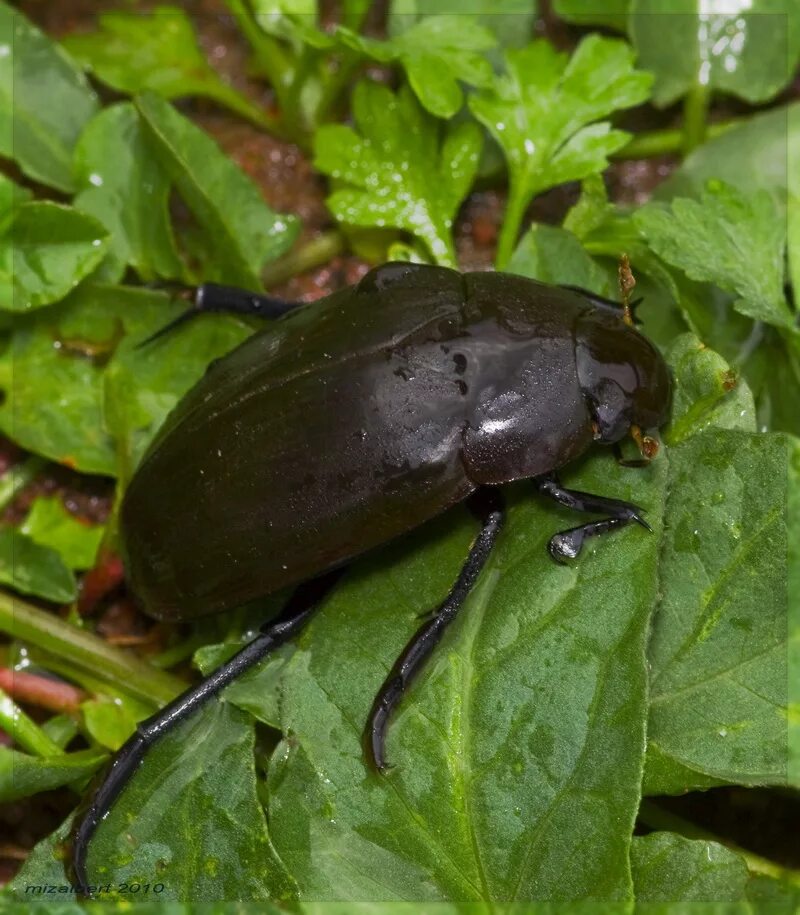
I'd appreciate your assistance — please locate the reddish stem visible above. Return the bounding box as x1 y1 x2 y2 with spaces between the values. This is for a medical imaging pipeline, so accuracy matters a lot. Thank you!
0 667 85 713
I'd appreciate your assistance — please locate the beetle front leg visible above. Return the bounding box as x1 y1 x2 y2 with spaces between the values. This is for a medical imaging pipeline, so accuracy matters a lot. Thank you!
365 488 505 772
533 472 650 562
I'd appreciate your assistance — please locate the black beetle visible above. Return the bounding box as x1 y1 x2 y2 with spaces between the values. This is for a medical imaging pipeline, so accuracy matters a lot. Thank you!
72 262 671 887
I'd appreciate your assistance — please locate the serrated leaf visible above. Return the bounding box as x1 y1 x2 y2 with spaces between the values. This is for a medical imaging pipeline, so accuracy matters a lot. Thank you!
336 16 496 118
469 35 651 266
20 497 104 571
73 103 183 284
63 6 271 129
631 832 749 902
0 2 98 192
635 181 794 331
136 91 299 289
643 340 794 793
0 528 76 603
630 0 800 107
508 222 610 294
314 82 482 266
0 747 107 803
0 202 108 312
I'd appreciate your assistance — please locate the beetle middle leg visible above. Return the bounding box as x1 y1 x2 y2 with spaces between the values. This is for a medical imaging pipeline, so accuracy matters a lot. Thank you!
365 488 505 772
534 472 650 562
71 570 341 893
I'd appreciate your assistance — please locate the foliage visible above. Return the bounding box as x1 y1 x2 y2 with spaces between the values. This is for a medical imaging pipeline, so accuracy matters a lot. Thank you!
0 0 798 908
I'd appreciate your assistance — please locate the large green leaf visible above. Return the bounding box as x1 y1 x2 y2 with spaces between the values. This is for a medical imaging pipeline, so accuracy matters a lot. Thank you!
0 2 98 192
0 528 76 603
61 702 296 903
20 496 104 571
136 92 299 289
630 0 800 106
62 6 271 129
644 336 794 793
0 284 248 476
0 202 109 311
0 747 107 803
73 103 183 284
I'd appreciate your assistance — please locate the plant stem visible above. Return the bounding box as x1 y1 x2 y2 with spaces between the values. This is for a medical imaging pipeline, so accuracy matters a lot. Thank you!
0 592 184 707
314 51 362 126
0 455 46 513
0 687 63 756
261 230 346 289
495 185 528 270
682 81 711 154
614 119 738 160
638 798 800 885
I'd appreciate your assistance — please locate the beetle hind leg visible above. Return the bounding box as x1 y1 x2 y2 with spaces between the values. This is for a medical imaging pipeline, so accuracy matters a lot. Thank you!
534 472 650 562
365 488 505 772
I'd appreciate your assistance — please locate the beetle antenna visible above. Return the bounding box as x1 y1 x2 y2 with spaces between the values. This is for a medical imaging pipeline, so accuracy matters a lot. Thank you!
618 253 636 327
135 306 201 349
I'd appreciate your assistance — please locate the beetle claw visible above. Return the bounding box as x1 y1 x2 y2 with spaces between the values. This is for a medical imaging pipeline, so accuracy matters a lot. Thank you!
548 531 584 562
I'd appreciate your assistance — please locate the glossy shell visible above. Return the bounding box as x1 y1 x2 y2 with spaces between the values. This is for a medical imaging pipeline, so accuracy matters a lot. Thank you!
121 263 670 621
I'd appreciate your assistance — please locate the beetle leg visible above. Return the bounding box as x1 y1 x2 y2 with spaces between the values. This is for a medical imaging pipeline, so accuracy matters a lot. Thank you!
138 282 303 347
534 473 650 562
71 571 341 894
365 488 505 772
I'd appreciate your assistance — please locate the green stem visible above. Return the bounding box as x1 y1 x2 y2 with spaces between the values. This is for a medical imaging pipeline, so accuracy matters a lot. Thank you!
314 51 363 126
0 591 184 707
227 0 294 113
0 455 46 513
261 230 346 289
614 119 739 160
682 81 711 154
0 686 63 756
638 798 800 885
495 184 528 270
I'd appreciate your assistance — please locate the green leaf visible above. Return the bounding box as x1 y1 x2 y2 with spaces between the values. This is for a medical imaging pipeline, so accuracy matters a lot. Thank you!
563 174 616 241
507 222 610 294
136 91 299 289
0 174 32 235
62 6 272 129
262 451 664 900
0 2 98 192
314 82 482 266
553 0 630 33
631 832 749 902
659 102 800 209
0 528 76 603
636 182 794 331
80 697 138 752
73 103 183 284
644 340 794 793
389 0 539 51
630 0 800 106
468 35 652 266
20 497 104 571
0 202 109 312
0 746 107 802
336 16 496 118
78 700 297 902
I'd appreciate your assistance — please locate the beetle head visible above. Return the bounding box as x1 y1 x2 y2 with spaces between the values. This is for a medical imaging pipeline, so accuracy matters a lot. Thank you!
575 313 671 452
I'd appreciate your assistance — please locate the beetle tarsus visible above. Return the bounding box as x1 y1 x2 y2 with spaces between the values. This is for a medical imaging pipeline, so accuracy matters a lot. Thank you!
364 488 505 772
138 283 302 347
535 473 650 560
